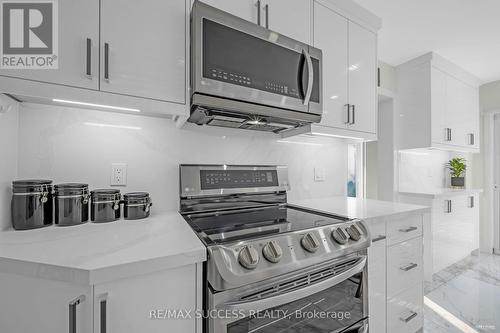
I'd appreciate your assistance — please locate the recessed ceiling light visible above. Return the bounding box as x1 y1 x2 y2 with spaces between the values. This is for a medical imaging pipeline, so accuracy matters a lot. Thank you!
53 99 141 112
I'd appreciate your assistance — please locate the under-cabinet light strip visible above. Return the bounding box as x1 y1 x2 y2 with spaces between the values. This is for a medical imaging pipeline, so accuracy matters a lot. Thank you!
53 99 141 112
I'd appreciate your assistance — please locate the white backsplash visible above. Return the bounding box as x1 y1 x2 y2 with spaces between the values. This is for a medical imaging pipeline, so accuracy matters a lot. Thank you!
0 99 19 231
398 149 471 193
13 104 349 221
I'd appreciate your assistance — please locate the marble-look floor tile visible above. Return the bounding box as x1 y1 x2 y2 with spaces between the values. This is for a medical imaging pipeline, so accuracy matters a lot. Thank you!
424 254 500 333
424 305 463 333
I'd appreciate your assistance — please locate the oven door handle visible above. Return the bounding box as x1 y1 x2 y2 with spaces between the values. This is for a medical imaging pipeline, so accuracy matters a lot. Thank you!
219 256 366 314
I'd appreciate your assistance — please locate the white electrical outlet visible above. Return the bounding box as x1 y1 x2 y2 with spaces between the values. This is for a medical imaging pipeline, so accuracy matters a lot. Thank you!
314 167 326 182
111 163 127 186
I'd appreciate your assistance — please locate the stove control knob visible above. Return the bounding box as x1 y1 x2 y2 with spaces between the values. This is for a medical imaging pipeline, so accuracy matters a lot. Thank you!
238 245 259 270
301 233 320 253
346 225 361 241
332 228 349 244
263 240 283 263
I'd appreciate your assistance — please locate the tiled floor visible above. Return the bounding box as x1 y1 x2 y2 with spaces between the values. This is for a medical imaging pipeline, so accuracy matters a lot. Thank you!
424 254 500 333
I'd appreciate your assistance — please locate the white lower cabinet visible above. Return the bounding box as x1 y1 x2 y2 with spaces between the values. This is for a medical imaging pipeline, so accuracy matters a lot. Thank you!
367 213 424 333
431 194 479 273
0 272 92 333
0 264 199 333
387 237 423 297
387 286 423 333
367 220 386 333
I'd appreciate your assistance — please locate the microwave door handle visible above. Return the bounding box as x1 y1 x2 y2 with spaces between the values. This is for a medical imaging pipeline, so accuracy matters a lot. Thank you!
220 256 366 315
302 49 314 106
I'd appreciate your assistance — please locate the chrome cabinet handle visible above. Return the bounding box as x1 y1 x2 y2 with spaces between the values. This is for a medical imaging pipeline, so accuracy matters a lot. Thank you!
400 311 418 323
468 133 475 145
469 196 475 208
444 128 452 141
344 104 351 124
98 293 108 333
86 38 92 79
400 263 418 271
256 0 261 26
372 235 386 243
350 104 356 125
264 4 269 29
104 43 110 81
302 49 313 106
399 226 417 233
445 199 452 213
69 295 86 333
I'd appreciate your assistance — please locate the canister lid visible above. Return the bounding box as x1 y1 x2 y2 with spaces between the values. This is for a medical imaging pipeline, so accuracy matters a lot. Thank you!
12 180 52 193
12 179 52 187
123 192 149 199
91 189 120 198
54 183 89 195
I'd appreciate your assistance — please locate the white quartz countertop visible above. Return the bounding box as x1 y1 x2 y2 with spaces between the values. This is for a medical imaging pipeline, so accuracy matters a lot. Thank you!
0 211 206 285
399 188 483 198
288 196 430 220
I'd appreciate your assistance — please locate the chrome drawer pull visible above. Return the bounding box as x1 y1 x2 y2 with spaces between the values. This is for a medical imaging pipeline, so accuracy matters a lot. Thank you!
399 226 417 233
400 263 418 271
69 295 86 333
400 311 418 323
372 235 386 243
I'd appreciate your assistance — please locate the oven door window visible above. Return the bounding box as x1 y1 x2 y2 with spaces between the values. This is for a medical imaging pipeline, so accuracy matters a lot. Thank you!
202 19 320 103
227 273 365 333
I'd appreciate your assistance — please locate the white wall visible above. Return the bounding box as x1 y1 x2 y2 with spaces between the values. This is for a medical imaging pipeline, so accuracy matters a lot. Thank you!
16 104 349 213
0 96 19 230
480 80 500 112
477 81 500 253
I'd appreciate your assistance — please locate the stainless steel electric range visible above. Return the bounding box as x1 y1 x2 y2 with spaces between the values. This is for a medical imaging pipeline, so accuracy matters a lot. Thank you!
179 165 371 333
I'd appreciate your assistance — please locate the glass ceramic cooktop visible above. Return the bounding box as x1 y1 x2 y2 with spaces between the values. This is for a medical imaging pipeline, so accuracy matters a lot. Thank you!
184 205 351 245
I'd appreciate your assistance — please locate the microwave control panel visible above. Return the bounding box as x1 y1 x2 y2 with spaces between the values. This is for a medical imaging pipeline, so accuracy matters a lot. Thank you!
205 67 301 99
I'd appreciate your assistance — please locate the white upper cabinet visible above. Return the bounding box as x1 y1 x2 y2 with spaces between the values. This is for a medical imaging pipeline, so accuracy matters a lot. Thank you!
202 0 311 43
347 21 377 134
397 52 481 153
313 1 348 129
0 0 99 90
100 0 186 102
287 1 379 141
201 0 261 24
263 0 311 44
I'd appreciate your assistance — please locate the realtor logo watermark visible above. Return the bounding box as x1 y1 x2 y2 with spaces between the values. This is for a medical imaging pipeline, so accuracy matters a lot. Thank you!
0 0 58 69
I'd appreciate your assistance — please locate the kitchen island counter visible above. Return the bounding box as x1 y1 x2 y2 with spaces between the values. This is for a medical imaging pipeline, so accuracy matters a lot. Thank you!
289 196 430 221
0 211 205 285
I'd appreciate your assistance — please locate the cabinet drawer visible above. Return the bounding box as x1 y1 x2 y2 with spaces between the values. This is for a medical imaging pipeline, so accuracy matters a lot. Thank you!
387 285 423 333
387 237 423 297
387 214 423 245
368 219 387 246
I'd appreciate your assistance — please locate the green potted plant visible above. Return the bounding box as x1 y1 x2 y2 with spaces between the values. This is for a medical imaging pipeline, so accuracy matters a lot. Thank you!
446 157 467 188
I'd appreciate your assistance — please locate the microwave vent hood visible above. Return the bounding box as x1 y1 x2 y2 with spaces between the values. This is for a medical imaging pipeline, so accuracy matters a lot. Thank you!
189 1 323 134
190 94 319 134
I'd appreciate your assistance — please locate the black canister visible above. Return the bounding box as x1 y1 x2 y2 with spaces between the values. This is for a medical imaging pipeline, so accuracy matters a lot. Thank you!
91 189 121 223
123 192 152 220
54 183 89 226
11 180 53 230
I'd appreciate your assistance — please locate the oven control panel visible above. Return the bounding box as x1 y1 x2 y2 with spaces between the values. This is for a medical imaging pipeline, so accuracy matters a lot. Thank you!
200 169 278 190
217 221 369 270
208 220 370 290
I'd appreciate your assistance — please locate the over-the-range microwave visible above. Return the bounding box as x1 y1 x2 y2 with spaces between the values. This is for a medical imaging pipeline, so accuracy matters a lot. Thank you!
189 0 323 134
